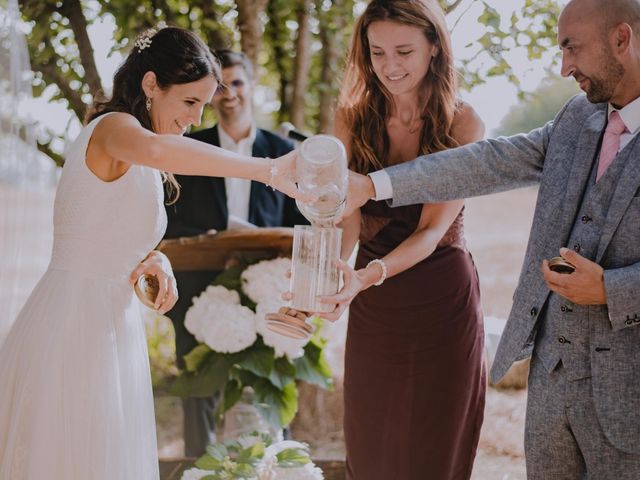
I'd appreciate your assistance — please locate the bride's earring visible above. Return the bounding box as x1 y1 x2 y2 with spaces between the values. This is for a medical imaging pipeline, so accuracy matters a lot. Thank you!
145 97 152 111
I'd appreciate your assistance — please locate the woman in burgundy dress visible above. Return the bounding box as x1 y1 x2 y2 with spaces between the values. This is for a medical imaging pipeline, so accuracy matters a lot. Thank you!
321 1 486 478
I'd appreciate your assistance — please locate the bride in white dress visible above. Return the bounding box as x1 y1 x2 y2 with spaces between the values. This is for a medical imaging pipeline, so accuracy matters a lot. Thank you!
0 26 302 479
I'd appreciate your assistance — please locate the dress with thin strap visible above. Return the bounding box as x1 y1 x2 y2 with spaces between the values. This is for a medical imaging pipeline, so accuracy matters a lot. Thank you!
344 200 486 480
0 112 166 479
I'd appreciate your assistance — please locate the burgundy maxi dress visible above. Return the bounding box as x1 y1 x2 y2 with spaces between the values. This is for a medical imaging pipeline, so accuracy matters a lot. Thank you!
344 200 486 480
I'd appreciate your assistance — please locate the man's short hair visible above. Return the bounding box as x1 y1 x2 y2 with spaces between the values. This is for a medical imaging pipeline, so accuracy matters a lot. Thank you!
214 49 255 80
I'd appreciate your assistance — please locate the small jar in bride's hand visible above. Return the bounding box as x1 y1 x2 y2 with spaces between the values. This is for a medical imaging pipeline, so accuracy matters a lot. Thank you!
134 274 160 309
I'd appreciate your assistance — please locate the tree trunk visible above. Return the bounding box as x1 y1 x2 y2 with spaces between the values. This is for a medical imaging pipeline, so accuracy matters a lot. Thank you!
58 0 102 102
265 0 293 124
290 0 312 129
316 0 350 134
200 1 231 50
235 0 268 71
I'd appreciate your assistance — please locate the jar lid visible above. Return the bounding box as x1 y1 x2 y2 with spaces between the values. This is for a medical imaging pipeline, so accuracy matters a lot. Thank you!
265 307 313 339
548 256 576 274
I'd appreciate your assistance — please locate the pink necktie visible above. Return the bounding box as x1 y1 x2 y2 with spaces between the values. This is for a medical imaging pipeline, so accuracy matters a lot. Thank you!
596 111 627 181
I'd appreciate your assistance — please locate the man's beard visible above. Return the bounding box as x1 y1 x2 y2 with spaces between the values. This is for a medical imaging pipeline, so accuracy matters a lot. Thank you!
584 55 625 103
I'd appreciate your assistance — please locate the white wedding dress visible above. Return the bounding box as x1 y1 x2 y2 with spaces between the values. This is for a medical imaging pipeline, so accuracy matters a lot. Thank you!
0 113 166 479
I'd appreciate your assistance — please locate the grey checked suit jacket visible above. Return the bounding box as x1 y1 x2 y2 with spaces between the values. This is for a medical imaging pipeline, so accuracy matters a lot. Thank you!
385 94 640 453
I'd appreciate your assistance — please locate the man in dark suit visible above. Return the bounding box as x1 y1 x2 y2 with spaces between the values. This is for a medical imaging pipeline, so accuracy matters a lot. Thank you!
164 49 306 456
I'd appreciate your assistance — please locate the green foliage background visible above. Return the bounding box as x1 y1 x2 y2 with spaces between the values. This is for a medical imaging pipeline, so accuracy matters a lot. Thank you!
17 0 563 165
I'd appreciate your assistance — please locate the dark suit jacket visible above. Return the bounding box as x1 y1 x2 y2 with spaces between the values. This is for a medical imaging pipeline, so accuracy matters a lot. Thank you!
164 125 307 239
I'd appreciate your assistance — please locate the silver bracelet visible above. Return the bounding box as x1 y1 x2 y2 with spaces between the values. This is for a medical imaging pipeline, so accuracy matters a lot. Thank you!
366 258 387 286
267 157 278 191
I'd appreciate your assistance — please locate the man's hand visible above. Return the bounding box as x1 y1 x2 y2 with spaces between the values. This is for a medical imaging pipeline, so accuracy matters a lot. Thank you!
339 171 375 221
541 247 607 305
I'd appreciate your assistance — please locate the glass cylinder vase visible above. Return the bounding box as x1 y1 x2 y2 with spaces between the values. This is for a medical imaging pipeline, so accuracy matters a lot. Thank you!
289 225 342 314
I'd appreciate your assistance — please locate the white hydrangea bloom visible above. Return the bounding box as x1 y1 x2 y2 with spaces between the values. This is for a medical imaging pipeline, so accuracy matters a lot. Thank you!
180 468 214 480
185 285 257 353
241 257 292 305
256 454 278 480
274 463 324 480
256 301 310 360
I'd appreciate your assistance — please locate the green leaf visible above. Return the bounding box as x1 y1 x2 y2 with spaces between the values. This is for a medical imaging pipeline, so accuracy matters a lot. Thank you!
195 454 222 469
276 448 311 466
253 380 298 428
212 265 244 291
269 357 296 389
235 345 275 379
170 353 232 398
478 3 502 31
293 339 333 389
232 463 256 476
184 344 213 373
236 440 265 463
221 379 243 413
206 443 228 462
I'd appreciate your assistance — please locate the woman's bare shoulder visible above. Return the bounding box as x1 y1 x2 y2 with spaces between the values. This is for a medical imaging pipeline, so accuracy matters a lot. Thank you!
92 111 139 132
451 101 485 146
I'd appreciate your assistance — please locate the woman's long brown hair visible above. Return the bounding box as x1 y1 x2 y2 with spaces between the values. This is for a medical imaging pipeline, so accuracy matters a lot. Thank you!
338 0 460 174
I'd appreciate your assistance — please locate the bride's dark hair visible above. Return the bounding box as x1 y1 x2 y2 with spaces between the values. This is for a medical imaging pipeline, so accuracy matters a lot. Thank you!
86 26 221 200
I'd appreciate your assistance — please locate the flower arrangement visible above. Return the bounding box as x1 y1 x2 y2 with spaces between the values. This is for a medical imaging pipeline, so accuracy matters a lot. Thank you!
181 433 324 480
170 258 333 429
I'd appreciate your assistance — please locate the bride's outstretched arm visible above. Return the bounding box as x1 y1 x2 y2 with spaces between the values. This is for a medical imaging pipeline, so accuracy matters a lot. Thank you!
93 112 302 200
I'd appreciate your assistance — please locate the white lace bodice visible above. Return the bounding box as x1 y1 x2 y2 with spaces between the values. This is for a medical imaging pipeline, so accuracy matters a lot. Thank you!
50 113 167 280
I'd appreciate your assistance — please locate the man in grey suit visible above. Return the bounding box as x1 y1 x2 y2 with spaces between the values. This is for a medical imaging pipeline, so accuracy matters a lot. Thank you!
345 0 640 477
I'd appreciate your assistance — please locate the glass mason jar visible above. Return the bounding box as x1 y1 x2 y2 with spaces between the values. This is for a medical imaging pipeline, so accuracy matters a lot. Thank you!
295 135 348 226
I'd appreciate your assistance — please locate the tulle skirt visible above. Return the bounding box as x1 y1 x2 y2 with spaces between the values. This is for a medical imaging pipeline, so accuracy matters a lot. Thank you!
0 267 159 479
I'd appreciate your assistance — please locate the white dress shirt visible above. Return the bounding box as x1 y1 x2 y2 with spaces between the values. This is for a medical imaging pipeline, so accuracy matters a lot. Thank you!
218 124 257 223
369 96 640 202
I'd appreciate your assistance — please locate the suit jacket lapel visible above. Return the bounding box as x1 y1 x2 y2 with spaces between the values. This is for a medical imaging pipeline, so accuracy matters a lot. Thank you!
552 109 606 249
596 133 640 261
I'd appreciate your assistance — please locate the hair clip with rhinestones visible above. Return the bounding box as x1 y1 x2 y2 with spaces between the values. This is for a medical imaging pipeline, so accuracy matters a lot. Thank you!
133 28 158 52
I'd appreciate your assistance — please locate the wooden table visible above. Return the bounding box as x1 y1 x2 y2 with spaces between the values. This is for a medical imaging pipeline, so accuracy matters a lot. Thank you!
158 228 294 271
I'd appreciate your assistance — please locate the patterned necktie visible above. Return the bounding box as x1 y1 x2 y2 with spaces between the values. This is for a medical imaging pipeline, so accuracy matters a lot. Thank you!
596 111 627 181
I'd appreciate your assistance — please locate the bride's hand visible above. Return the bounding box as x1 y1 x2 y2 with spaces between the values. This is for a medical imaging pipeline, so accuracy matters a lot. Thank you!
315 260 367 322
270 150 313 202
130 250 178 314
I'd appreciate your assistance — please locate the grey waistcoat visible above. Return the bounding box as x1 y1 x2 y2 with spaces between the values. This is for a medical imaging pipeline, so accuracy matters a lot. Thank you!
536 132 640 380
